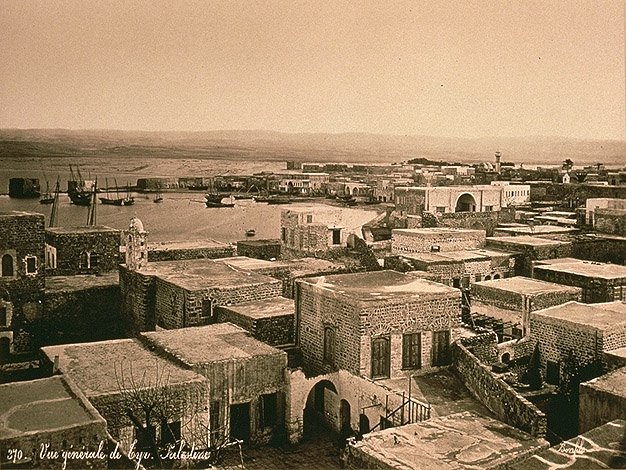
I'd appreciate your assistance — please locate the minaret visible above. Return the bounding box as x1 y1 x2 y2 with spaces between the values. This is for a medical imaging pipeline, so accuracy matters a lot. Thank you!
126 217 148 270
495 151 501 174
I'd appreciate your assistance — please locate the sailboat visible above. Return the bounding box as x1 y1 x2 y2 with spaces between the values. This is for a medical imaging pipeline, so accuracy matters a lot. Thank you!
100 179 135 206
68 165 93 206
39 180 55 204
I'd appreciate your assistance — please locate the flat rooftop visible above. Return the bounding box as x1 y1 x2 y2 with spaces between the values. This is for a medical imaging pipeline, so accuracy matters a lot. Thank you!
0 376 103 439
510 420 626 470
533 258 626 280
471 302 522 325
581 367 626 398
486 235 568 247
218 297 294 319
128 258 279 291
403 248 512 265
349 411 547 470
299 270 459 304
46 225 120 234
45 272 119 292
475 276 581 296
140 323 285 365
214 256 290 271
533 301 626 330
42 339 203 397
495 225 578 235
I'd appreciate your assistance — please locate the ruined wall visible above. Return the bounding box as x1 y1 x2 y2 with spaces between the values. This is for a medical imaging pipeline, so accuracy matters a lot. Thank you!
43 284 123 345
148 244 235 262
45 230 120 276
579 369 626 433
391 229 486 255
485 239 572 277
216 307 294 346
452 337 547 437
236 240 281 260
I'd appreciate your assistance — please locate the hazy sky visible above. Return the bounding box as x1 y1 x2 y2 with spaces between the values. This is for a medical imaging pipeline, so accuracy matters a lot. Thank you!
1 0 624 139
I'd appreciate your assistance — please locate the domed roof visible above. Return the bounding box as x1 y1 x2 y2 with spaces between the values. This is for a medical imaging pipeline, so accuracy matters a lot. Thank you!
129 217 145 233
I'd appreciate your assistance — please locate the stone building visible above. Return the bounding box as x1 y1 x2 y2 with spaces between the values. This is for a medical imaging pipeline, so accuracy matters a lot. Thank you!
41 338 207 454
585 197 626 225
485 236 572 277
490 181 531 206
471 276 581 337
529 301 626 385
277 172 329 194
235 239 281 261
45 226 121 276
533 258 626 303
387 248 514 287
140 324 288 445
280 206 374 253
0 376 108 469
216 297 295 347
394 185 504 216
148 239 235 262
579 369 626 433
0 211 46 354
296 271 461 379
391 227 486 255
119 258 282 332
593 207 626 236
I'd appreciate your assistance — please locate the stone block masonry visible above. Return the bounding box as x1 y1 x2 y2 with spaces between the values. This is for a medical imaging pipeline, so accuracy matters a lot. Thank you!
236 239 281 260
391 228 486 255
148 241 235 262
452 335 547 438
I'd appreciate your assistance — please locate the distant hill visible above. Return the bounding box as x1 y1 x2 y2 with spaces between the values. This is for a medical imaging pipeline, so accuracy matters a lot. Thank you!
0 128 623 167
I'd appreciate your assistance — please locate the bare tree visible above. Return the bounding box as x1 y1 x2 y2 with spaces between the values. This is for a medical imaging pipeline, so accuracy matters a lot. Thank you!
114 361 245 469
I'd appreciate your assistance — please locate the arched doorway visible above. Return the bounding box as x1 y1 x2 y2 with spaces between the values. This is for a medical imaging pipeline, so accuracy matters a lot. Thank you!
303 380 338 439
455 193 477 212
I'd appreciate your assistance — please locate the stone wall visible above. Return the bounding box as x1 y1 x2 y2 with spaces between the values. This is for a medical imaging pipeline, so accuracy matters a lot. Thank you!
452 337 547 437
216 307 294 346
529 314 608 372
485 239 572 278
439 210 505 237
530 182 626 205
236 240 281 260
533 266 624 303
594 208 626 236
297 278 460 379
148 244 235 262
391 229 486 255
579 368 626 433
119 266 156 333
394 188 426 215
45 229 121 276
0 212 46 352
155 278 283 330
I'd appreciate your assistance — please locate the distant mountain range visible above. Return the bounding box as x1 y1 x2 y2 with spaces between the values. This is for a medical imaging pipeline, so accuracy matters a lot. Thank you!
0 128 624 167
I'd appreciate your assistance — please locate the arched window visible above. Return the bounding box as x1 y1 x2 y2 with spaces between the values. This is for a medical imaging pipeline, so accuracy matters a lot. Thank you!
323 327 336 366
79 251 89 269
1 254 13 277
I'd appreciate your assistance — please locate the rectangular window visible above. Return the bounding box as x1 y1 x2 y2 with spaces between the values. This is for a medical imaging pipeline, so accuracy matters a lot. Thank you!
281 227 287 242
25 256 37 274
160 420 181 447
432 330 451 367
260 393 277 428
546 361 560 385
371 336 390 379
485 205 493 212
90 253 99 268
0 306 6 327
210 401 221 443
402 333 421 369
332 229 341 245
323 327 336 366
306 214 313 223
475 274 482 282
436 206 446 213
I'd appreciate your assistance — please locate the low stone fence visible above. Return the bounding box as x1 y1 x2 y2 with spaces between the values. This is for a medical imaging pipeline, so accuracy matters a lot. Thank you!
452 338 547 437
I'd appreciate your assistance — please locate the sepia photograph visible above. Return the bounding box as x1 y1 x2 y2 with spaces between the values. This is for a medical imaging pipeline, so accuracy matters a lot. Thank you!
0 1 625 468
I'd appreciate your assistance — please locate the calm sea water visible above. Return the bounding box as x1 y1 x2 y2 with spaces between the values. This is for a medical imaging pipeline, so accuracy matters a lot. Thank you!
0 193 380 244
